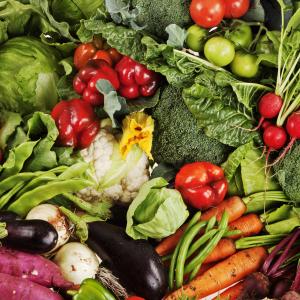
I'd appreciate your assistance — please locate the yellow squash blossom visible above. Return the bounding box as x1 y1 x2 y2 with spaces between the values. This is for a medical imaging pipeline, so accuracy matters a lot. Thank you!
120 112 154 160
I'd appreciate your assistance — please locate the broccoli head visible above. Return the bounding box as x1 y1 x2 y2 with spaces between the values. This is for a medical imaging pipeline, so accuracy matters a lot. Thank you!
132 0 192 39
151 85 232 167
274 142 300 201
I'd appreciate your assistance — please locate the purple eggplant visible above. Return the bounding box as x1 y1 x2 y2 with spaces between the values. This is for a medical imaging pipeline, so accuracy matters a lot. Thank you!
2 219 58 253
87 221 167 300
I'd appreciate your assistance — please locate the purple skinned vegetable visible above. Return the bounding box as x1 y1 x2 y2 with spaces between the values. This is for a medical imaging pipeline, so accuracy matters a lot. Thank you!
0 247 73 289
0 273 64 300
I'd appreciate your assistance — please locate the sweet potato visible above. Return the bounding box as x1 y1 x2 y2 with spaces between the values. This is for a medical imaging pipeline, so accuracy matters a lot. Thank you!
0 247 72 288
0 273 63 300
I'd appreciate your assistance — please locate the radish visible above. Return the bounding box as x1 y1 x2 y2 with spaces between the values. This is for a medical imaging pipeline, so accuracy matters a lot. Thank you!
263 125 288 151
255 93 283 130
268 111 300 166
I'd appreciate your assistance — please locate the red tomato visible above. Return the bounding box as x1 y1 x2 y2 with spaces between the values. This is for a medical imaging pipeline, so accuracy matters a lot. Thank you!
107 48 123 64
126 297 145 300
92 50 113 66
224 0 250 18
190 0 225 28
74 43 97 70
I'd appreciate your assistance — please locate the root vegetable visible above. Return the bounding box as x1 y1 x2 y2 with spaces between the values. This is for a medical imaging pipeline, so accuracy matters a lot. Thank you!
26 204 70 250
0 273 63 300
53 242 99 285
0 247 72 288
263 125 288 150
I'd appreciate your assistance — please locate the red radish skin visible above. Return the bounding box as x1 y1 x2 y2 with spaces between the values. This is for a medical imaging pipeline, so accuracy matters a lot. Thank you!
254 93 283 130
0 273 64 300
262 120 272 130
270 111 300 166
0 247 73 289
263 126 288 150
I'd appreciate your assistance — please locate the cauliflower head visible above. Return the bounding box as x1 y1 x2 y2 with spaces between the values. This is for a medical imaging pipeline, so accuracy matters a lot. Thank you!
78 126 149 204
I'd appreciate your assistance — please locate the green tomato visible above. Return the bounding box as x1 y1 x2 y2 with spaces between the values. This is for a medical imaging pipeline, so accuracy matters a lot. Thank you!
204 37 235 67
226 22 253 49
231 51 259 78
186 24 208 52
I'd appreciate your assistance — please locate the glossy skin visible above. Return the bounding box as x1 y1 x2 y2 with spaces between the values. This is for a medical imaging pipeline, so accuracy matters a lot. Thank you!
73 60 120 106
115 56 160 99
204 36 235 67
190 0 225 28
87 222 167 300
74 43 97 70
224 0 250 18
175 162 228 210
92 50 113 66
263 125 287 150
231 51 259 78
51 99 99 149
186 24 208 52
227 22 253 49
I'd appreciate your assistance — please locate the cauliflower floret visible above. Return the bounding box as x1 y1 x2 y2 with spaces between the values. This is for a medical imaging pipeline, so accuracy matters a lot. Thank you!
78 127 149 204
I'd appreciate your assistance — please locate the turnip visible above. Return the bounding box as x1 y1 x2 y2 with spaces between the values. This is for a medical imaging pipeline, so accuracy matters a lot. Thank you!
26 204 70 250
0 247 72 288
0 273 63 300
53 242 100 285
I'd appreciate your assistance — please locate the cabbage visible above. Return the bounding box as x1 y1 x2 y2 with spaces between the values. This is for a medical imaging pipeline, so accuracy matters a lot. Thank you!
51 0 106 25
126 177 189 240
0 36 61 115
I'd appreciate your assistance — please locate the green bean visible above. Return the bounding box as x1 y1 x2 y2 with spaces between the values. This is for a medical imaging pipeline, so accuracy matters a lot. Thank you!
58 162 89 180
185 212 229 278
175 221 207 288
8 178 93 217
223 230 242 237
0 181 25 209
15 173 57 198
62 193 111 219
0 222 8 239
162 254 172 262
168 211 202 289
0 166 67 198
186 229 218 259
0 141 38 180
205 216 216 233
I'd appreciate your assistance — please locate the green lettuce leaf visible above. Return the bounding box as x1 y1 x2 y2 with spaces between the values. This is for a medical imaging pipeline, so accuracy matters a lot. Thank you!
126 177 189 240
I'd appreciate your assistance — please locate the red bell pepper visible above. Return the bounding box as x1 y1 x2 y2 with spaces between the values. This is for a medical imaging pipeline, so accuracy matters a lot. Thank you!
175 162 228 210
51 98 99 149
115 56 160 99
73 59 120 106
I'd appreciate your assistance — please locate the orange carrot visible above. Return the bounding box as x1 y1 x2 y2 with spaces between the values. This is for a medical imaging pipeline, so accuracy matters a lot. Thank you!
155 226 186 256
164 246 267 300
203 238 236 264
201 196 246 222
213 282 244 300
228 213 263 240
156 196 245 256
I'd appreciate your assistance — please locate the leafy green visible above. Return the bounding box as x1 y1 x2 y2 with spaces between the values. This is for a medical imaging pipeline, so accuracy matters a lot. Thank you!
241 148 280 195
183 82 258 147
0 37 61 115
126 177 189 240
24 112 59 171
166 24 187 49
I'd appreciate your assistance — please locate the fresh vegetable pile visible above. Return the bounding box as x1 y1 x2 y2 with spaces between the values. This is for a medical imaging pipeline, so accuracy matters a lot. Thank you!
0 0 300 299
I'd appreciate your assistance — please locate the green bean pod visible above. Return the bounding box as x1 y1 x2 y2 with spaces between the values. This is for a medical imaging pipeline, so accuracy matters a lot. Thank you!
0 181 25 209
205 215 216 233
8 178 93 217
175 221 207 288
168 211 202 289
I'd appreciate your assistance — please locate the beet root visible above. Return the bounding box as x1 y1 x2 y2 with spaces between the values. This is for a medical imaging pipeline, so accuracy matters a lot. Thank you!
237 272 270 300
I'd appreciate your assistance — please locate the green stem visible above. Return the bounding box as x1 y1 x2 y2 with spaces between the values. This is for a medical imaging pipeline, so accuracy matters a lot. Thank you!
279 94 300 126
235 234 287 249
0 222 8 239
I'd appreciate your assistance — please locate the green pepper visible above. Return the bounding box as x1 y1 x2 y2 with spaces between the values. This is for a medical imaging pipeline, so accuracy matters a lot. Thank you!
72 279 116 300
